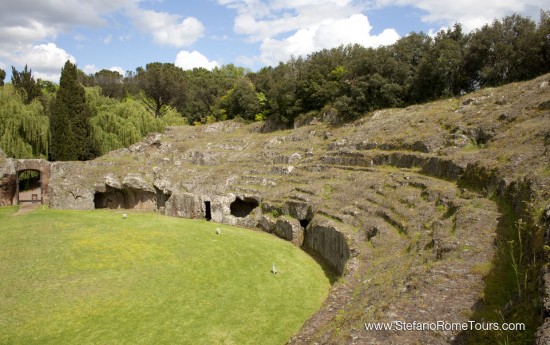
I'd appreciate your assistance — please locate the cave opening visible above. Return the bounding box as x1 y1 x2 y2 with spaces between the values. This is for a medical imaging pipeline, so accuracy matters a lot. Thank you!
230 197 259 218
155 186 171 210
94 186 128 209
94 186 171 211
300 219 310 229
205 201 212 221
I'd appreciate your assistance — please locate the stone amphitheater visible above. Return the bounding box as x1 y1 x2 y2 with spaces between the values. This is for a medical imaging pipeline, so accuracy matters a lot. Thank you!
1 74 550 344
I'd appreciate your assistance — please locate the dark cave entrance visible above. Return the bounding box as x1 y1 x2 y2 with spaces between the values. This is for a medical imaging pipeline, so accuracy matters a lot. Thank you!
155 186 171 209
300 219 310 229
205 201 212 221
94 186 129 209
94 186 171 210
230 197 259 218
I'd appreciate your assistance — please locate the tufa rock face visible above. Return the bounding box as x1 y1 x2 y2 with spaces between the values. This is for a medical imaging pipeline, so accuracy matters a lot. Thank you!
274 217 304 246
165 192 201 218
0 155 16 206
4 73 550 344
258 214 276 233
0 174 15 206
303 216 351 276
542 266 550 320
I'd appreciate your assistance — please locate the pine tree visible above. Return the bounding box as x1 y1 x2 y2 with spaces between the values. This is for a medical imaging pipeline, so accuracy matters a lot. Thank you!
49 60 99 161
11 65 41 104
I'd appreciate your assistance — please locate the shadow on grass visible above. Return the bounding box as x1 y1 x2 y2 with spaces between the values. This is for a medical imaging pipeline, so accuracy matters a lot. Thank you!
301 246 339 285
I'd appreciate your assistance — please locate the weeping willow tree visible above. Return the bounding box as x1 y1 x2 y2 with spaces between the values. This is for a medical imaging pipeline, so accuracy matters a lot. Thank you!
0 85 49 158
86 87 187 155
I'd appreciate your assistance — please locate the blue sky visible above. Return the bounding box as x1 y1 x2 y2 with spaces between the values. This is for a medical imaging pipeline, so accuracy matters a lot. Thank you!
0 0 546 82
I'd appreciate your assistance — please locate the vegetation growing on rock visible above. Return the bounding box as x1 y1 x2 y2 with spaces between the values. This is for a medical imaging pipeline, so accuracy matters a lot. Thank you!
0 11 548 161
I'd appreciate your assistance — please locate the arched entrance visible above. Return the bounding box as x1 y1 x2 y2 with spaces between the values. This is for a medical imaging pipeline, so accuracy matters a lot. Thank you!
14 159 51 205
16 169 42 204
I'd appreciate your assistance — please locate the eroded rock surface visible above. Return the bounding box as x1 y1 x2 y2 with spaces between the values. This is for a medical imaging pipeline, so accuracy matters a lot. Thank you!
2 74 550 344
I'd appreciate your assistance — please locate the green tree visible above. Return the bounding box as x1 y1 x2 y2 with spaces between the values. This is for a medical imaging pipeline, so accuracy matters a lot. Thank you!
11 65 42 104
464 14 542 87
264 59 303 125
412 24 468 100
135 63 186 117
217 77 262 121
181 65 245 123
94 69 124 99
537 10 550 73
50 60 99 161
0 85 49 158
86 86 187 155
0 68 5 86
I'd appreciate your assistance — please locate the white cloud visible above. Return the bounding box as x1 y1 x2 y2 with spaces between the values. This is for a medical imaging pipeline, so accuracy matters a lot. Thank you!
219 1 398 65
217 0 272 18
373 0 546 31
235 55 257 67
175 50 219 71
221 0 546 67
119 34 133 42
83 65 126 76
259 14 400 65
109 66 125 75
0 0 135 81
229 0 362 42
103 34 113 44
211 34 230 41
11 43 76 82
74 33 86 42
128 8 205 47
0 20 58 49
20 43 76 68
0 0 204 80
0 0 134 47
83 64 98 75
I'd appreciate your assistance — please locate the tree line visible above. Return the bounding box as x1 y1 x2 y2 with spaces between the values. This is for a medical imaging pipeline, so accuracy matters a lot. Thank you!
0 11 549 161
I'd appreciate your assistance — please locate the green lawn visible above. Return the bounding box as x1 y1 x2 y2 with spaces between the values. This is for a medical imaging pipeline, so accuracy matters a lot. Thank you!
0 207 332 345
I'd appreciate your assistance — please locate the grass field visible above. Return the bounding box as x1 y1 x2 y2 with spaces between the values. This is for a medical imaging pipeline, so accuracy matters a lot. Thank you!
0 207 332 345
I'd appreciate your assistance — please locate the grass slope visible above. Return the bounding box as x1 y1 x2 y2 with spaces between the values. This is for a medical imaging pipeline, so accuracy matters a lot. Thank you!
0 208 331 345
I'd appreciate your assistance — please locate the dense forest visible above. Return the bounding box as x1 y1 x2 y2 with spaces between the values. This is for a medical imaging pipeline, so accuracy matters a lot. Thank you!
1 11 549 161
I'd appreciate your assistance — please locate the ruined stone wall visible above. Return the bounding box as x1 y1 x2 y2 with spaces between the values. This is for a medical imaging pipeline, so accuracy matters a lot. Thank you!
16 159 51 203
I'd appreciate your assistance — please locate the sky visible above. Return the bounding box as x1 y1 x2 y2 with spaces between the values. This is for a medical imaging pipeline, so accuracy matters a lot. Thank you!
0 0 546 82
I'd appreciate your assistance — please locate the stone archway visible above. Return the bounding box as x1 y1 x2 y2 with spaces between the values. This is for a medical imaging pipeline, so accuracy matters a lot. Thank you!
17 169 42 204
15 160 51 205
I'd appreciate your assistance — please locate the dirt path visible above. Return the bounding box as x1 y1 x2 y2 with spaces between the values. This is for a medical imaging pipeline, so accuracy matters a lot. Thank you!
14 203 40 215
14 187 43 215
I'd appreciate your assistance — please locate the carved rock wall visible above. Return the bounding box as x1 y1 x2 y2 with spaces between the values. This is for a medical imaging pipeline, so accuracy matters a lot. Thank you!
303 216 351 276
